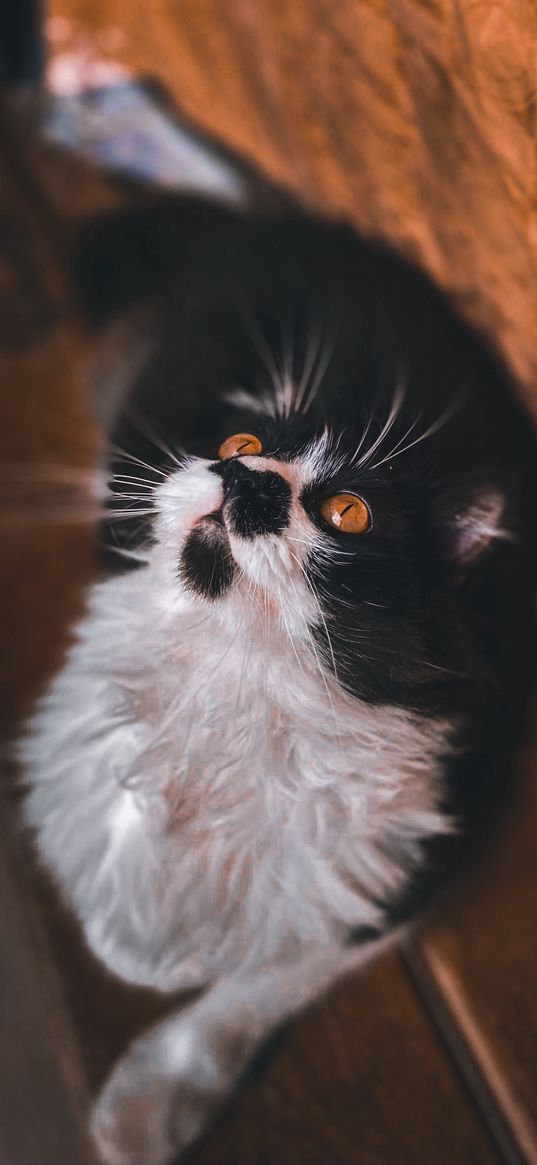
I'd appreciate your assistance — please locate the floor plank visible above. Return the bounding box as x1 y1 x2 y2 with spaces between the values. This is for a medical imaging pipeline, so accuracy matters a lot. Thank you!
189 952 502 1165
0 783 97 1165
413 729 537 1165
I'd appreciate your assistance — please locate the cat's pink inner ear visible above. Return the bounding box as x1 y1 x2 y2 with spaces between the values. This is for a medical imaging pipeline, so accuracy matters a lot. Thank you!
450 486 510 567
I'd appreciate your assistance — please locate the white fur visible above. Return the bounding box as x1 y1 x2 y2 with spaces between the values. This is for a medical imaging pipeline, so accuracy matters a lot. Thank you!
21 450 453 990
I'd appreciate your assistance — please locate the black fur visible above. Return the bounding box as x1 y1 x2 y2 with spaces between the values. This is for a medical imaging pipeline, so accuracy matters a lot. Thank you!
180 519 236 600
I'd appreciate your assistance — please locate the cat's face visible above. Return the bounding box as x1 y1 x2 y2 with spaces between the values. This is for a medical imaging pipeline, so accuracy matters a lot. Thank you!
138 382 503 716
96 208 533 718
156 422 376 649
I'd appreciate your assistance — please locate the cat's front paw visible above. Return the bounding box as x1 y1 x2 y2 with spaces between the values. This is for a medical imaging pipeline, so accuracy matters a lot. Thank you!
91 1030 225 1165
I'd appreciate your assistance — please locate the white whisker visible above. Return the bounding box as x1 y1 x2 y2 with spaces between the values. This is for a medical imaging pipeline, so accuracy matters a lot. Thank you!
368 400 459 472
368 413 423 470
354 367 407 469
124 409 187 465
109 446 168 478
301 325 335 414
294 317 323 415
105 509 156 520
112 475 158 488
234 298 284 413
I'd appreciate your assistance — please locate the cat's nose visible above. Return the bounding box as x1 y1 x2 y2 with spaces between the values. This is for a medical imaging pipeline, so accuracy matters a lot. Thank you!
209 458 291 537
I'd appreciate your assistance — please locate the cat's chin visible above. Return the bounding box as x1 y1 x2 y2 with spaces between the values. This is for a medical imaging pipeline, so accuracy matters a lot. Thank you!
179 516 237 600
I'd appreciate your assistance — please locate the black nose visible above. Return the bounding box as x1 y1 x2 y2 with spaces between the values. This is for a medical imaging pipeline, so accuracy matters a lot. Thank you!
209 458 291 537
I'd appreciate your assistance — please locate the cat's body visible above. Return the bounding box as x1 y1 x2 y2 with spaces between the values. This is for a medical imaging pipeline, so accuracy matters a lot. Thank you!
20 199 536 1164
23 471 452 992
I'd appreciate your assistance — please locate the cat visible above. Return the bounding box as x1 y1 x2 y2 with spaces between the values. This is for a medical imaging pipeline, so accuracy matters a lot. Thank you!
20 190 536 1165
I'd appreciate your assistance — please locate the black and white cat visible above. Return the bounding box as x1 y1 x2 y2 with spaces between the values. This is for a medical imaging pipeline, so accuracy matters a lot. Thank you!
20 186 536 1164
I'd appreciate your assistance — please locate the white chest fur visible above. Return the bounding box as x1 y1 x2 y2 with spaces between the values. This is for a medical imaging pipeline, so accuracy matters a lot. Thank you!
21 563 452 992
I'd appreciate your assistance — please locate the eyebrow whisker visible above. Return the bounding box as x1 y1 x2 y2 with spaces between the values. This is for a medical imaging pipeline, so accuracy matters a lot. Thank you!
354 365 407 469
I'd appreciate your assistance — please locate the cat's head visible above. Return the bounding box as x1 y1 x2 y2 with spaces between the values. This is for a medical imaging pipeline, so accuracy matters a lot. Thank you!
76 199 535 719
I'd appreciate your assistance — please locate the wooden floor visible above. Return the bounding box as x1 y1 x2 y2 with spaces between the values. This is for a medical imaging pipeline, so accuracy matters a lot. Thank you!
1 18 537 1164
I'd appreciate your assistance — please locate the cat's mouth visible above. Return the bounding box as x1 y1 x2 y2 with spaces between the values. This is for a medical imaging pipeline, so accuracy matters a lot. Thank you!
200 509 226 530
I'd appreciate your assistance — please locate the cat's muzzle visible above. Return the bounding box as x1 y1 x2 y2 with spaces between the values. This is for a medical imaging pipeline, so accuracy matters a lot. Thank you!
179 459 292 600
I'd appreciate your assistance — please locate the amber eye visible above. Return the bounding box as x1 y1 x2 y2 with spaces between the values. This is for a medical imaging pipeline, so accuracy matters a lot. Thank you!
218 433 263 459
319 492 371 534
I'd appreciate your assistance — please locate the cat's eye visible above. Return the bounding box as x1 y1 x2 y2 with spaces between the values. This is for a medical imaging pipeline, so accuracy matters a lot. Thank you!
218 433 263 459
319 493 371 534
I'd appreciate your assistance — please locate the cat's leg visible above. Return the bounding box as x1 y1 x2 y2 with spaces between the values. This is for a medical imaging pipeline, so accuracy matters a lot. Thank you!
92 934 394 1165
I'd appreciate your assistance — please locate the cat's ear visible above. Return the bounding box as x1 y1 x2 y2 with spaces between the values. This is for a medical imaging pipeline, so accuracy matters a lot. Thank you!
435 480 514 577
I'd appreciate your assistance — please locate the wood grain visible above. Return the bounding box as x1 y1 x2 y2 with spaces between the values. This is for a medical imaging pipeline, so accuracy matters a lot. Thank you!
188 951 502 1165
0 782 96 1165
